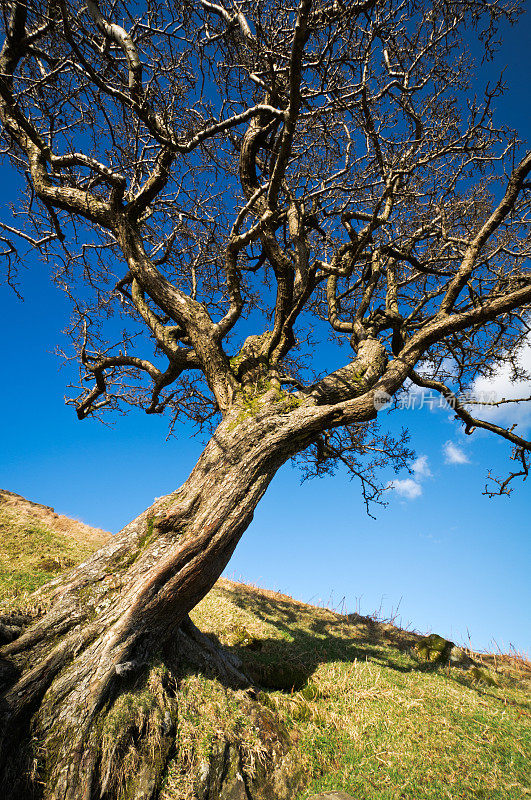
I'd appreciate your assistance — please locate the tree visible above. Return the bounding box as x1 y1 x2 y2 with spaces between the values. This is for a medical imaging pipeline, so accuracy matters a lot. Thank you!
0 0 530 797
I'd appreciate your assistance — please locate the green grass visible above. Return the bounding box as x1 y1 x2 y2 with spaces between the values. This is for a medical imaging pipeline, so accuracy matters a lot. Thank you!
1 501 529 799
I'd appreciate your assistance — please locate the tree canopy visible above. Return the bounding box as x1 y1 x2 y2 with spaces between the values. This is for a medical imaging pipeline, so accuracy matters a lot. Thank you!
1 0 530 494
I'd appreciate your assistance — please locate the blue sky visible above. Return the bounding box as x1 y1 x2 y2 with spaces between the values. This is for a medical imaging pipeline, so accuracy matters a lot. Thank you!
1 9 529 654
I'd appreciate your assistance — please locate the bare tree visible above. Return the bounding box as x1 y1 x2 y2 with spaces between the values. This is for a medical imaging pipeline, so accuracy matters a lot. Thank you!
0 0 530 797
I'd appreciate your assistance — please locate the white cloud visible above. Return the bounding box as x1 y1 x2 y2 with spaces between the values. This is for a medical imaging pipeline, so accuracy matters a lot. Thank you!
469 341 531 432
403 347 531 434
443 441 470 465
412 455 432 478
387 478 423 499
387 454 431 500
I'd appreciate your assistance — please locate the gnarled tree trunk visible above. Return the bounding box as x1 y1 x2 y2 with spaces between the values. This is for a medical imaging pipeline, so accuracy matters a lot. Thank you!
0 398 323 800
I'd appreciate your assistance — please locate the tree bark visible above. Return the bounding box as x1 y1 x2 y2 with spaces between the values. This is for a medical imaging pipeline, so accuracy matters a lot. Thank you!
0 398 323 800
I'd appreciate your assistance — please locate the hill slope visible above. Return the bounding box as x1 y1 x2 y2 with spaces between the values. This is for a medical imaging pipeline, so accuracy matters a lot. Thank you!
0 488 111 600
186 580 530 800
0 491 529 799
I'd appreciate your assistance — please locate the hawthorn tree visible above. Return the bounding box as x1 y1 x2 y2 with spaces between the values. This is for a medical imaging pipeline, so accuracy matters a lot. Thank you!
1 0 530 797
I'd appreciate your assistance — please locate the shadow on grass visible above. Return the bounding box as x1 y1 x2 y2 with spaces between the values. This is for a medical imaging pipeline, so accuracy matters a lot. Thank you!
204 583 531 713
214 583 418 691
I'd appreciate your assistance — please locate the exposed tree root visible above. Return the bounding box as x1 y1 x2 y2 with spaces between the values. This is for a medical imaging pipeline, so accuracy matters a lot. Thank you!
0 608 257 800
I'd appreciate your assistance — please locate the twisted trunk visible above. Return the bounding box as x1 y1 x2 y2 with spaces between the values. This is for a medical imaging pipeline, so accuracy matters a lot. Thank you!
0 399 321 800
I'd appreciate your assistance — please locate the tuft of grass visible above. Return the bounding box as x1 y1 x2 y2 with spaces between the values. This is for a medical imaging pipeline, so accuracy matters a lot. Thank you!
160 671 286 800
98 663 176 800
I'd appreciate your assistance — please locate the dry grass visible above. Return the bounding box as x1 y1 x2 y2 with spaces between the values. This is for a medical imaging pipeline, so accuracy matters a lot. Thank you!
0 489 111 547
0 488 110 603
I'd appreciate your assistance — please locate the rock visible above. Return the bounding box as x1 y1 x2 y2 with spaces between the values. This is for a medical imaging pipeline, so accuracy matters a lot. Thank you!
469 666 498 686
219 745 248 800
448 645 472 667
414 635 481 673
196 742 250 800
414 634 452 663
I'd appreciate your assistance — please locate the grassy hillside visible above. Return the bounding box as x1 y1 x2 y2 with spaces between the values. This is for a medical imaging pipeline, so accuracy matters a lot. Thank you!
0 488 111 601
188 581 530 799
0 490 529 799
